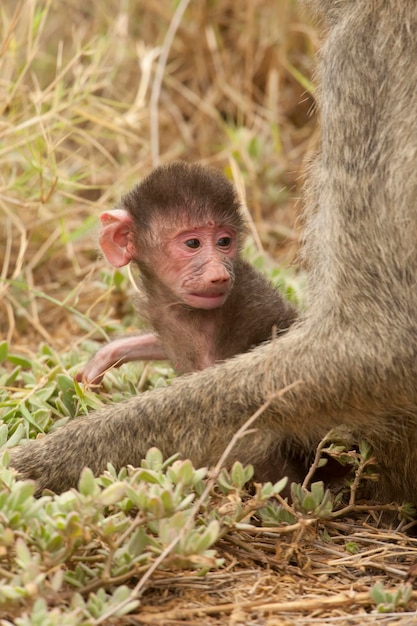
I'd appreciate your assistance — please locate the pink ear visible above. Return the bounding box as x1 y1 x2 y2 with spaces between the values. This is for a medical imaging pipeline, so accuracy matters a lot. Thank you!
99 209 135 267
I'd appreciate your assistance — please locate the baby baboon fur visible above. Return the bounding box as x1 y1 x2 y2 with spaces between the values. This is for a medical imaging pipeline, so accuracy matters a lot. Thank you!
10 0 417 501
78 162 297 382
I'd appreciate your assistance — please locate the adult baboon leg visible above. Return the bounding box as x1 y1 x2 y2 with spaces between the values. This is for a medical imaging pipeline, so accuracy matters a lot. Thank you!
9 322 415 497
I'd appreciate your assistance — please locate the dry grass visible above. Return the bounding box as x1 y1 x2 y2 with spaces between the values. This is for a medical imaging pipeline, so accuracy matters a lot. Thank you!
0 0 317 353
1 1 417 625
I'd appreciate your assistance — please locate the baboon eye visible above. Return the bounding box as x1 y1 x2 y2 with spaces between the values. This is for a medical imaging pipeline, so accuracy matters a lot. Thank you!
217 237 232 248
184 239 200 249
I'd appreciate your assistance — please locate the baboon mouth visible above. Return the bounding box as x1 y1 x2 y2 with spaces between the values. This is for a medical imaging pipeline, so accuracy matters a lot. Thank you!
192 292 225 297
187 292 228 309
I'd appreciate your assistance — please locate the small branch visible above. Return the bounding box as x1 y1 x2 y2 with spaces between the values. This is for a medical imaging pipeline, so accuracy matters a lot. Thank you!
149 0 191 167
135 589 417 622
349 453 376 507
302 434 332 491
93 382 299 624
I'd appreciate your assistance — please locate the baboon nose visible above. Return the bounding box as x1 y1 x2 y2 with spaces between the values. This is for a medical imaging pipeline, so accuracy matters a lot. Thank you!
211 274 230 284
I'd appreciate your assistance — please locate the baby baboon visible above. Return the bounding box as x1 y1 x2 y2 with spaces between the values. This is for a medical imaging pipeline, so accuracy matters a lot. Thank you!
77 162 296 384
10 0 417 502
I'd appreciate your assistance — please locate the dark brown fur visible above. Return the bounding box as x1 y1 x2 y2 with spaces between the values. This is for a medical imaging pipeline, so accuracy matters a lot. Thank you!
10 0 417 501
124 161 245 240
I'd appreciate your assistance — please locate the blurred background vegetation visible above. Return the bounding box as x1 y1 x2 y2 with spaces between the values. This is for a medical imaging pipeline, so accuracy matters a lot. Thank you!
0 0 319 359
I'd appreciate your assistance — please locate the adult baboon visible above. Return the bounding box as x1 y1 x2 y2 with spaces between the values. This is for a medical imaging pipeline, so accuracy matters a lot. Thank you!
10 0 417 501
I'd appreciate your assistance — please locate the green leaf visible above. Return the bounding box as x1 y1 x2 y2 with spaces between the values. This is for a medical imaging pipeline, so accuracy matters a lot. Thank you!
0 341 8 363
135 468 163 485
231 461 246 488
0 424 8 447
311 481 324 504
172 459 196 487
100 482 126 506
15 537 33 567
7 354 32 368
159 511 188 546
301 494 315 512
126 528 148 557
359 440 372 459
345 541 359 554
9 481 36 509
3 423 25 448
78 467 100 497
159 489 175 512
57 374 76 393
147 495 166 517
111 585 140 617
272 476 289 495
370 581 388 605
143 447 164 470
194 520 219 551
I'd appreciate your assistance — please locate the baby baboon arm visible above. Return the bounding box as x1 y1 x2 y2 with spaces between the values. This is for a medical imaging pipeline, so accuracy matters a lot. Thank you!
76 334 167 385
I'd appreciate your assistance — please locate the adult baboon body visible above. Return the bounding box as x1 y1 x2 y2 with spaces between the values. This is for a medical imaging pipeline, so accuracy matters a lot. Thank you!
10 0 417 501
